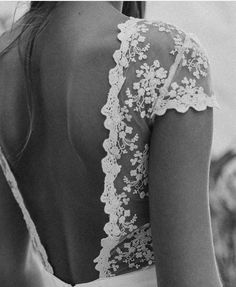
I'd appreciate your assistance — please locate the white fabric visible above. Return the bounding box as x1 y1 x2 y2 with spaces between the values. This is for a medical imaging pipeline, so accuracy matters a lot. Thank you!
0 15 220 285
94 16 220 277
44 265 157 287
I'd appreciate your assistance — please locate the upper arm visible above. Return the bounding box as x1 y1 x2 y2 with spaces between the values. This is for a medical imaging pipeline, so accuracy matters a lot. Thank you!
148 27 222 287
149 110 221 287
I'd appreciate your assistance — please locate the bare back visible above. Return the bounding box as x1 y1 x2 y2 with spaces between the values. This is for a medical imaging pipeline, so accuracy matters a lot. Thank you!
0 3 130 283
0 2 221 286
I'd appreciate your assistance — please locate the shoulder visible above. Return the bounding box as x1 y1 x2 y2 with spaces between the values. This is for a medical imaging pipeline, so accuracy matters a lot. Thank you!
118 17 218 121
123 17 208 73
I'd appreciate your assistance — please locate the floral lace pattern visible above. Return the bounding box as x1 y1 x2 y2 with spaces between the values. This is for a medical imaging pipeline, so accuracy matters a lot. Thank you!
123 144 149 199
95 17 220 278
0 16 220 282
152 21 209 79
94 17 152 277
124 60 168 119
153 77 219 116
108 223 154 274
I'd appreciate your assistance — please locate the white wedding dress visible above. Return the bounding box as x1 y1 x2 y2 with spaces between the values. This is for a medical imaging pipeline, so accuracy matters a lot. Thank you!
0 16 220 286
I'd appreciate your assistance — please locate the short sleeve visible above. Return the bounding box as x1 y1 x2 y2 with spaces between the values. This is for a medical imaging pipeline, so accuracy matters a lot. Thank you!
151 31 220 118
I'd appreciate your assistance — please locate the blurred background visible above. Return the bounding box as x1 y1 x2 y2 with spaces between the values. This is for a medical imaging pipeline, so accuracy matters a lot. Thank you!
0 1 236 286
146 3 236 286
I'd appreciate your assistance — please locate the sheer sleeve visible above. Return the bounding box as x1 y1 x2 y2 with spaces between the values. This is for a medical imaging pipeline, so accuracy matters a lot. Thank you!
151 32 220 118
148 26 223 287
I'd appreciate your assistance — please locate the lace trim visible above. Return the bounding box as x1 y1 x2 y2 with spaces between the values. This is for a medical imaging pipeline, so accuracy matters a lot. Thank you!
0 147 54 274
95 17 221 276
93 17 142 277
150 33 191 117
108 223 154 274
152 77 220 116
151 31 221 117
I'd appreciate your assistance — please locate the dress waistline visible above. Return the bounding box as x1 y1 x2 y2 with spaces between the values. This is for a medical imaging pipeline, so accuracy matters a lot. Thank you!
46 265 158 287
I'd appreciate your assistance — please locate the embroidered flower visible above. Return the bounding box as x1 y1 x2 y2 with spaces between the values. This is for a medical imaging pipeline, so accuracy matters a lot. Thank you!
96 16 219 279
125 60 168 119
95 18 153 277
108 224 154 274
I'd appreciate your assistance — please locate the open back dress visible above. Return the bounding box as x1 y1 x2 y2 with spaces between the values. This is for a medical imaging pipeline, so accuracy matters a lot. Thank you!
0 15 220 287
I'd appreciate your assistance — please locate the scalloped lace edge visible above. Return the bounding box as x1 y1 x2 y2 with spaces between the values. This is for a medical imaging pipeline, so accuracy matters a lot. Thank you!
152 89 220 117
0 147 54 274
151 30 221 118
93 16 138 278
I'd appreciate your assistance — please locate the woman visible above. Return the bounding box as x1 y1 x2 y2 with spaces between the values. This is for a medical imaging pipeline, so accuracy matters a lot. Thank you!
0 1 223 287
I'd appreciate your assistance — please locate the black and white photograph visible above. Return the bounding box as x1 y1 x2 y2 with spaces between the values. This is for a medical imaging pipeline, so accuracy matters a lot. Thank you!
0 1 235 287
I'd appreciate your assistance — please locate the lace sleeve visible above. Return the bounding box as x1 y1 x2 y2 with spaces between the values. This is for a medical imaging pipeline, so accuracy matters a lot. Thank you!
151 32 220 118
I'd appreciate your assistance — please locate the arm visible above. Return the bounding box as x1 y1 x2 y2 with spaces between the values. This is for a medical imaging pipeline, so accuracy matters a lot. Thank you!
149 107 222 287
148 31 223 287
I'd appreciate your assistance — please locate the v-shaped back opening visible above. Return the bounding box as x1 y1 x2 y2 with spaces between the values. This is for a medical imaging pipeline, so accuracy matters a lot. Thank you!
0 146 54 273
0 16 139 286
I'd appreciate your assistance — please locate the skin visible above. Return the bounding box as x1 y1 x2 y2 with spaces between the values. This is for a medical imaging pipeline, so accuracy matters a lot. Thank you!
0 1 127 286
149 108 222 287
0 1 223 287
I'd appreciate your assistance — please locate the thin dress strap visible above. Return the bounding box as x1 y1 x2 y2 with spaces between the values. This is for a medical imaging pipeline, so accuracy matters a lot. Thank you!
151 33 191 117
0 147 54 274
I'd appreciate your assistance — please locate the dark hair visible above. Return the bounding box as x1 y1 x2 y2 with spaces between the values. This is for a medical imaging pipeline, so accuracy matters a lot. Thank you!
122 1 146 18
0 1 146 153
